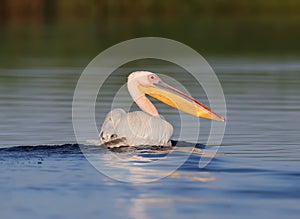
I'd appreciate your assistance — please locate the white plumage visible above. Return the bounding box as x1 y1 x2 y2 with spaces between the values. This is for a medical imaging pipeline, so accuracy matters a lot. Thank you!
100 108 173 147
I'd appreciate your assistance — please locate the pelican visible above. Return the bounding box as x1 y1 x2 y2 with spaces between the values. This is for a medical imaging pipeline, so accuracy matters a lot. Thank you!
100 71 225 147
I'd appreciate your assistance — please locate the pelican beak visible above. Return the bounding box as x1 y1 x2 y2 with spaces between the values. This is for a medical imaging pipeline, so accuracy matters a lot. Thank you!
138 81 225 122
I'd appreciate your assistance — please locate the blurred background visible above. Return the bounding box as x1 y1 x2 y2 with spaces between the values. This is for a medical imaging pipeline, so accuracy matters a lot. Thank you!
0 0 300 146
0 0 299 67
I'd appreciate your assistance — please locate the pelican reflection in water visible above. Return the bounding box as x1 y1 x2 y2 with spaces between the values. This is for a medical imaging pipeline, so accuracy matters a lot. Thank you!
100 71 225 147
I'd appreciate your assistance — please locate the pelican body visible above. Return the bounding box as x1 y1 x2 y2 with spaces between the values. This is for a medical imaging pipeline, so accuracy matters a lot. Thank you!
100 71 225 147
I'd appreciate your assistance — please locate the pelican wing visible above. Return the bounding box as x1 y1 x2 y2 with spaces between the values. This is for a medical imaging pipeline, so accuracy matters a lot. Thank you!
100 109 173 147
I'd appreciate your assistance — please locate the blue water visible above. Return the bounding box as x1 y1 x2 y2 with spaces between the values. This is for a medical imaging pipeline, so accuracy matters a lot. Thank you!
0 59 300 218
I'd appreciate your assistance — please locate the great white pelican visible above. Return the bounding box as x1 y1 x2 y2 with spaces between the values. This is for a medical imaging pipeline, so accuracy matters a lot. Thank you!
100 71 225 147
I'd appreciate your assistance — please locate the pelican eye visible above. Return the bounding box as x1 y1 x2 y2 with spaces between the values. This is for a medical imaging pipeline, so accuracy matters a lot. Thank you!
148 74 157 82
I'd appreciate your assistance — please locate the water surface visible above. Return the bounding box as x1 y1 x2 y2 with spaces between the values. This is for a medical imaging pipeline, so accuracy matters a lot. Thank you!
0 59 299 218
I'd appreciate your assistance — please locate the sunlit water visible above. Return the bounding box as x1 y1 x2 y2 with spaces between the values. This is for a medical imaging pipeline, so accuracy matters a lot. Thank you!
0 59 299 218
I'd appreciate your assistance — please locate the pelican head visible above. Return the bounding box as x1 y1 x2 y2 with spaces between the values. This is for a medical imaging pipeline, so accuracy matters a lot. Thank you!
127 71 225 122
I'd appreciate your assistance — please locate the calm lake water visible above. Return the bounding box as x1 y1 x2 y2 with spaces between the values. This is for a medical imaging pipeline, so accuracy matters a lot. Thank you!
0 58 300 218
